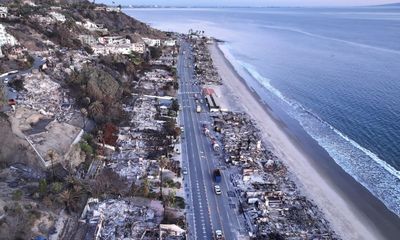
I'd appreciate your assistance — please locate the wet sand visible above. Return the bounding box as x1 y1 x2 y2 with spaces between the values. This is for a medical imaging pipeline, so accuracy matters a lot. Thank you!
208 41 400 240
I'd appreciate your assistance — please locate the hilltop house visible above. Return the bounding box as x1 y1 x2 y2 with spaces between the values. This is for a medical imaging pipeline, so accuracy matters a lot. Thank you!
76 20 108 34
132 42 146 54
22 0 36 6
0 24 18 46
49 12 66 22
0 24 20 58
98 36 130 45
94 6 107 11
92 44 133 55
106 7 121 13
163 39 176 47
78 35 97 45
0 6 8 19
143 37 161 47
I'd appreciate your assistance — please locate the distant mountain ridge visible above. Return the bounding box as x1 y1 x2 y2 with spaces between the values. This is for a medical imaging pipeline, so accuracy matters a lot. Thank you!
374 2 400 7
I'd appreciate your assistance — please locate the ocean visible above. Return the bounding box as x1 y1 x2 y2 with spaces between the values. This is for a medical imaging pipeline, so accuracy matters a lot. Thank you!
124 7 400 216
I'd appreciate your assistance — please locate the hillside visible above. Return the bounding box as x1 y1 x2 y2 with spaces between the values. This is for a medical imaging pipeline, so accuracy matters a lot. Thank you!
375 2 400 7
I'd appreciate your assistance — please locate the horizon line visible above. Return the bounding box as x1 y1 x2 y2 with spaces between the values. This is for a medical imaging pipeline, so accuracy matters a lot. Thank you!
116 4 400 9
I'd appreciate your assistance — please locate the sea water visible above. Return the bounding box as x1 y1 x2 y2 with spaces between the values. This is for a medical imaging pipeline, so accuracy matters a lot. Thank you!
125 6 400 216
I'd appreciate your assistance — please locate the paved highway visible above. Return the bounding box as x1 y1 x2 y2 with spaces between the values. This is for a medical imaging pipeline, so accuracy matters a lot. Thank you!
178 38 245 240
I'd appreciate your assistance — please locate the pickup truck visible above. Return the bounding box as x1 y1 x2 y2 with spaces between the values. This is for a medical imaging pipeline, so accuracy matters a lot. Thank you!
213 169 222 183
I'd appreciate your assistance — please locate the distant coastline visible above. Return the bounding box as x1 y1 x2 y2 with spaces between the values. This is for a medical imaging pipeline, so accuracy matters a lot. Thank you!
118 3 400 9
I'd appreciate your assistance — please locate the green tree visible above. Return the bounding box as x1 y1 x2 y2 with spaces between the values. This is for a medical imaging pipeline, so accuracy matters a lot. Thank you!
167 190 176 207
149 46 162 59
51 182 63 194
12 190 23 201
142 178 150 198
159 157 169 201
80 141 93 155
47 150 56 181
163 119 180 138
59 189 81 213
171 99 180 112
38 179 48 198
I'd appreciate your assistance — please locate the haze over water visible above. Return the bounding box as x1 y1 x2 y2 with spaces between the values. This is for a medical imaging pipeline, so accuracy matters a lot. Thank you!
125 6 400 216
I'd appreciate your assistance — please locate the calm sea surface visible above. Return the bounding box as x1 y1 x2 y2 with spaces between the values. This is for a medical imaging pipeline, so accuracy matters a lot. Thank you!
125 7 400 216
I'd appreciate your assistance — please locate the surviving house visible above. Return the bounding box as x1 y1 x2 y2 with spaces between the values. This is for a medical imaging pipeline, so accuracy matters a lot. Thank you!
132 42 146 54
77 20 108 34
49 12 66 22
143 37 161 47
78 35 97 46
98 36 131 45
0 24 18 47
0 6 8 19
163 39 176 47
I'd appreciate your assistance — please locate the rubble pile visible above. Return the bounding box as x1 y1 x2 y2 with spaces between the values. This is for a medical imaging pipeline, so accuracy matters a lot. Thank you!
108 157 150 181
53 50 89 73
81 198 161 240
150 47 177 67
144 69 174 83
129 98 163 131
135 67 178 96
110 132 162 183
18 72 75 120
217 112 338 239
190 36 221 85
218 112 267 165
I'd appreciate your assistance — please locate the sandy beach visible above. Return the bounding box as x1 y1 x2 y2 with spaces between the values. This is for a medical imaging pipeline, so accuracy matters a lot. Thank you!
208 42 400 240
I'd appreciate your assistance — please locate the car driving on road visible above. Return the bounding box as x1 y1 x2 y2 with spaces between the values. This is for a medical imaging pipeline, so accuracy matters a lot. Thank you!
215 229 224 239
214 185 222 195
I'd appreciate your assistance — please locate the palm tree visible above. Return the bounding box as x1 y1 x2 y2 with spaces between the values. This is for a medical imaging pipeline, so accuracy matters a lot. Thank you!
142 178 150 198
47 150 56 181
159 156 169 201
88 101 104 120
167 190 176 207
59 188 83 213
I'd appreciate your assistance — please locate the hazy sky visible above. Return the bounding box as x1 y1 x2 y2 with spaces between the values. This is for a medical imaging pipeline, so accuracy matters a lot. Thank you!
97 0 399 7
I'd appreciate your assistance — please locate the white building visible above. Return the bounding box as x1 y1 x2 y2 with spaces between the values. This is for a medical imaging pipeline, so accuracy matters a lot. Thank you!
50 6 62 11
49 12 66 22
94 6 107 11
98 36 130 45
0 24 18 58
163 39 176 47
77 20 108 34
22 0 36 6
132 42 146 54
0 24 18 46
33 14 55 24
78 35 97 46
106 7 121 13
92 44 133 56
143 37 161 47
0 7 8 19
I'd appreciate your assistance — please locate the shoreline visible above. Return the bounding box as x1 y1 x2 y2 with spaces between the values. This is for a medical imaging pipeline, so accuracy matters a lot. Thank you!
208 41 400 239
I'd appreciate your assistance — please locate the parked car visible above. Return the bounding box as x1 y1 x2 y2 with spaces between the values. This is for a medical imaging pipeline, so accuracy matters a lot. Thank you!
214 185 221 195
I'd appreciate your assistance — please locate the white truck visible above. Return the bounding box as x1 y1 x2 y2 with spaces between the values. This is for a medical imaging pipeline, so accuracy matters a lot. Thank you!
196 105 201 113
